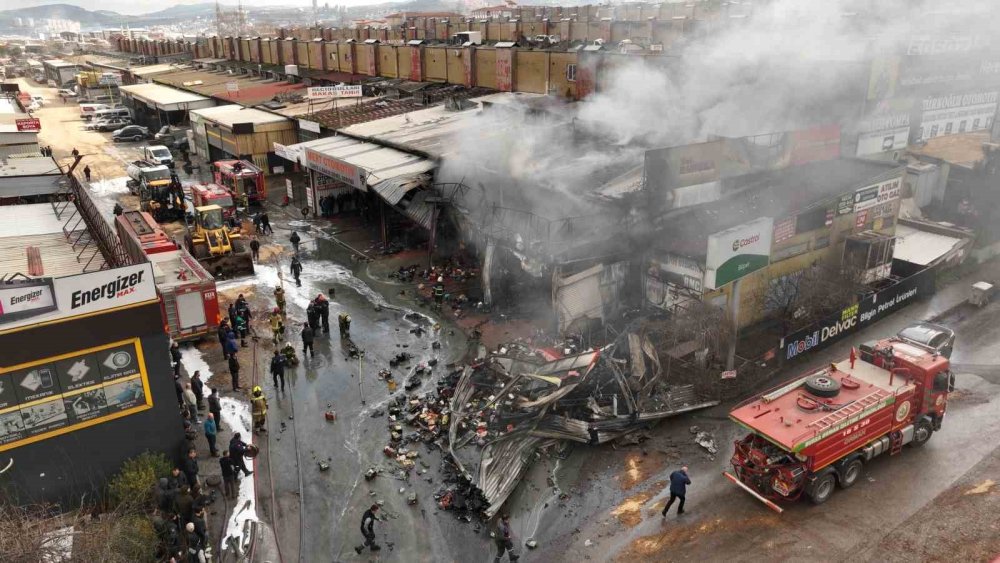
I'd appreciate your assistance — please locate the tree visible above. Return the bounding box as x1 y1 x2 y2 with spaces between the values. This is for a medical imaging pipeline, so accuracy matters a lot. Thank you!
752 261 868 334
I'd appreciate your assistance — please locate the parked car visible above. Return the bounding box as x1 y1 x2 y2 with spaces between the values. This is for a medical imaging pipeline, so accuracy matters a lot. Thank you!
896 322 955 358
95 116 133 132
112 125 151 142
58 88 78 98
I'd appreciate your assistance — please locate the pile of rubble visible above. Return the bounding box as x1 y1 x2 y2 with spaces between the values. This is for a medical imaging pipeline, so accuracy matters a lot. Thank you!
444 329 721 518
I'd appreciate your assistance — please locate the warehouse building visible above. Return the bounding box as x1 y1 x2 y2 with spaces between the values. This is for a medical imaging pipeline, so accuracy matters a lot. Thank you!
119 83 216 130
189 104 297 172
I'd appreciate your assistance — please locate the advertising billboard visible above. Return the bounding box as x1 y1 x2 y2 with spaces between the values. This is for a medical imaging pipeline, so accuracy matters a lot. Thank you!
307 85 363 99
856 99 911 157
0 338 153 451
304 148 366 190
704 217 774 290
0 264 156 332
853 177 901 213
917 91 998 141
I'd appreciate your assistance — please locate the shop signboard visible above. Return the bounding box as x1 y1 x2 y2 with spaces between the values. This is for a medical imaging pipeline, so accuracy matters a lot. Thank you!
298 119 320 134
15 118 41 132
856 110 910 157
305 148 366 190
704 217 774 290
0 278 56 322
273 142 303 165
854 177 901 212
0 264 156 332
772 217 797 244
0 338 153 451
917 91 997 141
307 85 363 99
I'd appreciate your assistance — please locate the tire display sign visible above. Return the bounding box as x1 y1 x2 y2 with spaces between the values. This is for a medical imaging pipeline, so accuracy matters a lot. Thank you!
704 217 773 290
0 339 152 450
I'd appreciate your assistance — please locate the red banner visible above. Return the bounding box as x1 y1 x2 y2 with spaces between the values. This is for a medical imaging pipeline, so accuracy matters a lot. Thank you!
16 118 41 132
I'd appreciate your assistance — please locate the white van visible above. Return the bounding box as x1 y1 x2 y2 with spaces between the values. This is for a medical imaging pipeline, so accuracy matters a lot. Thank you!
92 107 131 122
80 103 111 119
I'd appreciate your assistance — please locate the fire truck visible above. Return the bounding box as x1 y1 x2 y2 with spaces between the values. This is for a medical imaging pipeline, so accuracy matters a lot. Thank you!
115 210 221 342
213 160 266 205
726 336 954 511
190 183 237 221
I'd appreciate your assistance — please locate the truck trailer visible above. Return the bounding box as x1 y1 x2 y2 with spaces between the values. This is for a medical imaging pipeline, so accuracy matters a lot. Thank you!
726 336 953 511
115 210 221 341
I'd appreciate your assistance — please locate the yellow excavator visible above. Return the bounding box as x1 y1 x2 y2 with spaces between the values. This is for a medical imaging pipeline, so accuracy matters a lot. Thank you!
183 204 255 278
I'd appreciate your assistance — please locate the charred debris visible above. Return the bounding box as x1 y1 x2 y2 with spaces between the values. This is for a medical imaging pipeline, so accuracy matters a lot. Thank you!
369 311 724 521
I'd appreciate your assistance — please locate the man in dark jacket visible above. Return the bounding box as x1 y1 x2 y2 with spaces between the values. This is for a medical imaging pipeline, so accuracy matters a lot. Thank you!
168 466 189 492
217 320 229 348
228 302 237 327
176 486 195 524
208 387 223 430
174 375 185 408
260 212 273 235
169 340 181 376
291 256 303 287
220 451 237 498
301 322 314 358
249 238 260 262
354 504 381 553
229 433 253 476
494 513 519 562
306 302 319 331
227 353 241 391
661 465 691 517
235 294 251 321
190 371 205 410
314 294 330 333
183 448 200 491
184 521 204 562
191 506 209 549
224 331 239 360
290 231 301 253
270 350 286 390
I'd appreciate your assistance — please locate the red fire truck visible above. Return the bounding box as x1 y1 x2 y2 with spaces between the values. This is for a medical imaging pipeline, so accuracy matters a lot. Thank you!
191 183 237 221
115 210 221 341
213 160 266 205
726 337 954 511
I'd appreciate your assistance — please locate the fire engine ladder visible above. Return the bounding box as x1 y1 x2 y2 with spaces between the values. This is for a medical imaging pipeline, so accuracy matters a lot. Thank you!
809 390 888 432
162 291 179 335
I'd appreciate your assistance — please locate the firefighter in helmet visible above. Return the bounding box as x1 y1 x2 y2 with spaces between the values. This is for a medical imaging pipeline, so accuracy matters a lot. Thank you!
269 307 285 345
251 386 268 434
282 341 299 366
274 286 286 315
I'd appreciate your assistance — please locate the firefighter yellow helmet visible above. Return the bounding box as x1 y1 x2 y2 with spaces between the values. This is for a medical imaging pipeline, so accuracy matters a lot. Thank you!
253 385 262 394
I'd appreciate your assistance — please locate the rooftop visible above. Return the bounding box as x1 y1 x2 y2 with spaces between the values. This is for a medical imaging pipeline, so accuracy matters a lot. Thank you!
653 158 903 259
0 204 88 278
303 85 496 131
908 131 992 169
119 83 212 110
153 68 307 107
190 104 291 127
0 156 61 178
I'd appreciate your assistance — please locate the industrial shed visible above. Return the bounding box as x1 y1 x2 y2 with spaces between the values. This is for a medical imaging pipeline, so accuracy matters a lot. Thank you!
119 83 216 129
189 105 297 173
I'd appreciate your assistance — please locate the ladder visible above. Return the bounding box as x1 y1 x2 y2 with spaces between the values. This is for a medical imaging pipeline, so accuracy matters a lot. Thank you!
889 431 904 455
162 291 179 337
809 390 888 431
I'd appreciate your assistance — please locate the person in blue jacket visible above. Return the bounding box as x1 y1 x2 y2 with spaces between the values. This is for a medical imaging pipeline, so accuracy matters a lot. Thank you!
662 466 691 517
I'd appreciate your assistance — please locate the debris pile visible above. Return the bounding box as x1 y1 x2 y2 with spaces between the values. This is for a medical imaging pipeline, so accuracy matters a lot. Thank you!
444 328 721 518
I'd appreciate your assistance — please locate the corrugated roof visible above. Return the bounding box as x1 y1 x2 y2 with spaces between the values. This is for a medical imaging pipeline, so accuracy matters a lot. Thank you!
131 63 182 77
399 189 435 229
893 224 965 266
371 174 427 205
153 68 306 107
291 135 436 188
0 204 89 278
120 83 212 109
191 104 291 127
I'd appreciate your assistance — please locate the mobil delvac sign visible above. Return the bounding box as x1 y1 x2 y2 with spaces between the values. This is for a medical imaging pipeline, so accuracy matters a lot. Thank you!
704 217 774 290
782 268 935 361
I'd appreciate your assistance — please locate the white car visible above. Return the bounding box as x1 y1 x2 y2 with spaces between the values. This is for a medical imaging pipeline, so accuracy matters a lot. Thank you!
58 89 78 98
29 95 44 107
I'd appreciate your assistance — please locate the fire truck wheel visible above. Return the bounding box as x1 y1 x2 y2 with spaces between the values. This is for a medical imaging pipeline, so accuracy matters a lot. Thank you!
808 472 836 504
838 459 863 489
910 421 933 447
805 375 842 398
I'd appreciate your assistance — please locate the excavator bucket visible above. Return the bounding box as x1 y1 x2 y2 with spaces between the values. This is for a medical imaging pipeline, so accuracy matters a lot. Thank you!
198 250 255 279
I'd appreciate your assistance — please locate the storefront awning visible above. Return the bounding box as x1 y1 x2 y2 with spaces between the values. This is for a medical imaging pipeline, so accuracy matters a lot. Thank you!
371 175 426 205
286 135 436 191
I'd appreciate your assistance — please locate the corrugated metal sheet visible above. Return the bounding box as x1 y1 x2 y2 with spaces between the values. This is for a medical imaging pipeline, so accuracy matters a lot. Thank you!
894 224 965 266
371 175 425 205
398 189 435 229
288 135 436 188
554 264 603 332
0 205 90 277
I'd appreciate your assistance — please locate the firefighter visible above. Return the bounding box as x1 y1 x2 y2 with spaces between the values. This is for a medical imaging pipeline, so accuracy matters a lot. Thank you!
314 293 330 333
274 286 286 315
338 312 352 338
269 308 285 345
250 386 267 434
281 341 299 366
290 256 303 287
433 276 445 306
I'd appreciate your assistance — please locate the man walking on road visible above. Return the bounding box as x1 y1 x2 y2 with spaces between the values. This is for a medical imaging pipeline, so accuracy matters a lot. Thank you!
301 322 314 358
270 350 286 391
355 504 381 553
249 237 260 262
290 231 301 254
220 451 237 499
191 371 205 410
183 384 199 424
661 466 691 517
494 513 519 562
291 256 303 287
83 165 91 182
